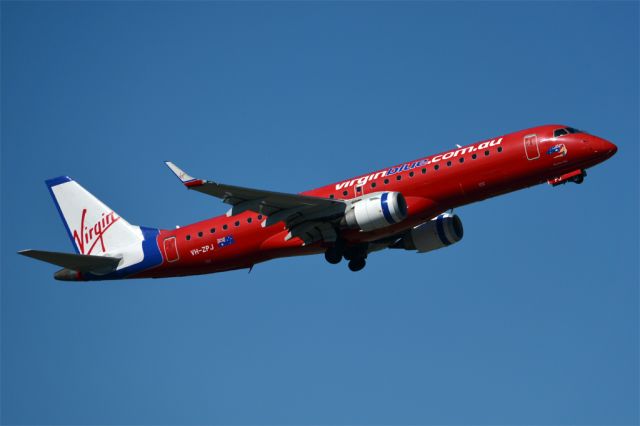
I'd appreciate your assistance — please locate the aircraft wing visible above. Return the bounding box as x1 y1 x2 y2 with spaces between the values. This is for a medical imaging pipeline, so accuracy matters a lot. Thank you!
165 162 347 244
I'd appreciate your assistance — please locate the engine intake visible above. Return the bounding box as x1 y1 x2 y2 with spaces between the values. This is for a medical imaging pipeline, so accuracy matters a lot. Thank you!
344 192 408 232
400 212 463 253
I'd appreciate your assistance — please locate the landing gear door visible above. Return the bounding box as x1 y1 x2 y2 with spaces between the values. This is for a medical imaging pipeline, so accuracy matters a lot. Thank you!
524 134 540 160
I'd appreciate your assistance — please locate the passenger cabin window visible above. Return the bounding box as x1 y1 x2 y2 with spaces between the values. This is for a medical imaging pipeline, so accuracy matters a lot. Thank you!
198 231 203 238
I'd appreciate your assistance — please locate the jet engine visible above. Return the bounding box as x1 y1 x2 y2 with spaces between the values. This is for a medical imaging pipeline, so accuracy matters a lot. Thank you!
344 192 408 232
399 212 463 253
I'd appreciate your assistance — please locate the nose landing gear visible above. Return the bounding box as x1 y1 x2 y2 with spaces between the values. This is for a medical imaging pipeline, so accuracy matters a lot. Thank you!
569 172 585 184
548 169 587 186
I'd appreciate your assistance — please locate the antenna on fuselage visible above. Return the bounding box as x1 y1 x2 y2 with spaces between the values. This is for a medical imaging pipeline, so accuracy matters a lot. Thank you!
455 144 462 148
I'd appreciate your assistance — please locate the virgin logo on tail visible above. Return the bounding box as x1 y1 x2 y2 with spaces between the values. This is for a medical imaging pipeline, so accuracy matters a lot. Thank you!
72 209 120 255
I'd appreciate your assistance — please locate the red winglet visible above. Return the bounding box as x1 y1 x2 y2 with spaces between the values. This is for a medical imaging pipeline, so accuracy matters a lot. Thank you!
185 179 204 188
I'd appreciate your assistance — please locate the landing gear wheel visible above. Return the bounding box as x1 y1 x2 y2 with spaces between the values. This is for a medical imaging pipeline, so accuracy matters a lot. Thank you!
570 169 586 184
348 258 366 272
324 250 342 264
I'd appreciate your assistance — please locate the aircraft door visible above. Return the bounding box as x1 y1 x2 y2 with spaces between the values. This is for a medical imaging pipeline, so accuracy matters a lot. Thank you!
354 184 365 197
163 237 179 262
524 134 540 160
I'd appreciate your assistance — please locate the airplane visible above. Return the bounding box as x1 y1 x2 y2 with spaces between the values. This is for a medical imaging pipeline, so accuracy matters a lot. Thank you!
19 124 617 281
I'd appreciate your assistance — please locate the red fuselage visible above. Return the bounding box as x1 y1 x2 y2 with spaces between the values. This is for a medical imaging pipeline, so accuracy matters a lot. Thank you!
136 124 616 278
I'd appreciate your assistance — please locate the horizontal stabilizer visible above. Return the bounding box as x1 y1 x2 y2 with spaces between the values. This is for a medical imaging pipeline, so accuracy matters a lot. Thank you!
18 249 121 273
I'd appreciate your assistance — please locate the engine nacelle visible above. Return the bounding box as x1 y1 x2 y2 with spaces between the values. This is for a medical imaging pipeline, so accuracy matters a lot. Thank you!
401 212 463 253
344 192 408 232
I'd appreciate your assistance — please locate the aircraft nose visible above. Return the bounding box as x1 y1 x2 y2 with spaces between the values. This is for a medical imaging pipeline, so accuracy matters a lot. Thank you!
591 136 617 158
605 140 618 157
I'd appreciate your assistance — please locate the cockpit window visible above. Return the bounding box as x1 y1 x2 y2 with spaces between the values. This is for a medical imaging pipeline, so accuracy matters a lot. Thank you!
554 128 569 138
555 127 584 137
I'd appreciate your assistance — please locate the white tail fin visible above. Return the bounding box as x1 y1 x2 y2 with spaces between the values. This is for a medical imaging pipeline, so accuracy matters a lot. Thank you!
46 176 142 256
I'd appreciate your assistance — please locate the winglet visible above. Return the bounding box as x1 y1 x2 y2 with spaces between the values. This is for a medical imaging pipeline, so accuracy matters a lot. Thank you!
164 161 205 188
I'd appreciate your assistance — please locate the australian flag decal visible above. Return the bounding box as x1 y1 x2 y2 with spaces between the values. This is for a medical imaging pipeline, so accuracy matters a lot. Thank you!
217 235 235 248
547 143 568 158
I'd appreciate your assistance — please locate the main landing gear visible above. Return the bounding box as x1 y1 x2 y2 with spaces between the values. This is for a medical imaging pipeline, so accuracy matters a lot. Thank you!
347 258 366 272
324 246 342 264
324 242 368 272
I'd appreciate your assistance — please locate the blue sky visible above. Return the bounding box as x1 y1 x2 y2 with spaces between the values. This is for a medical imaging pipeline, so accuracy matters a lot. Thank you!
2 2 638 424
